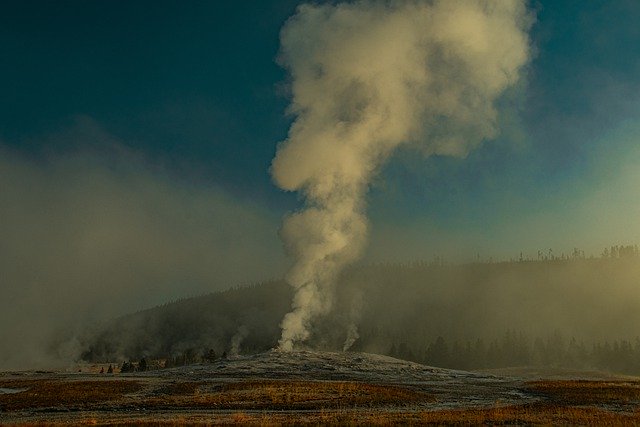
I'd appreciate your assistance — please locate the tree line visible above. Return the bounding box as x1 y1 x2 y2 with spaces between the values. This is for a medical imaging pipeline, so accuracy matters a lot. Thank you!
388 330 640 375
82 250 640 376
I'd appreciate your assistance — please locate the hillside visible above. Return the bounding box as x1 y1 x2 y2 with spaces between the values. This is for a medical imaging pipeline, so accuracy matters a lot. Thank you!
82 256 640 374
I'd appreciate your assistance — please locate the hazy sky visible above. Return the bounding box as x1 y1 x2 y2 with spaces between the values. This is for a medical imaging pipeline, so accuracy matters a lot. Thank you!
2 0 640 300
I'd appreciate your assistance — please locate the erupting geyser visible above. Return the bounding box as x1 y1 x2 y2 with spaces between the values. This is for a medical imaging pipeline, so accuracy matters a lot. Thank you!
271 0 533 351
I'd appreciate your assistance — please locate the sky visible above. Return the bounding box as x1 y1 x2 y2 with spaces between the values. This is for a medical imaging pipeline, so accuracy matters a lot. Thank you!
1 0 640 361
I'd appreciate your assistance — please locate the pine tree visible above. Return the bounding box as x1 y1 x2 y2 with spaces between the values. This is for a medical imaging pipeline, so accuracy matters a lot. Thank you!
425 336 449 368
138 357 148 372
204 348 217 363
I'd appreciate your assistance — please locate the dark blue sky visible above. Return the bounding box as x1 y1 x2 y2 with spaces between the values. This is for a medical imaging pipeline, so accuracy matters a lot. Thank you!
2 0 640 260
1 1 298 202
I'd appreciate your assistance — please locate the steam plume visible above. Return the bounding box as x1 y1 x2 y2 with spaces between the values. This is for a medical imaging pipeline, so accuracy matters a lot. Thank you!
343 289 363 351
272 0 532 351
230 326 249 356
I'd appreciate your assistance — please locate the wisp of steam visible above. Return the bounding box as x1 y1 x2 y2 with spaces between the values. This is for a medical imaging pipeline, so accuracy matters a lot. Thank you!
271 0 533 351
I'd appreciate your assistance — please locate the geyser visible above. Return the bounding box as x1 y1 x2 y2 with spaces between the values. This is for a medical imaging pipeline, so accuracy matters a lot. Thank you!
271 0 533 351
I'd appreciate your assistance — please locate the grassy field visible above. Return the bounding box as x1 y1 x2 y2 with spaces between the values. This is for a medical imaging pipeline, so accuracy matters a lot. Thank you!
145 379 434 410
0 378 143 411
2 376 640 424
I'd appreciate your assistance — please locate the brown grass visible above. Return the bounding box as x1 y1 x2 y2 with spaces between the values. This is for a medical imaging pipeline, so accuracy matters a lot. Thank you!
529 379 640 405
70 405 640 426
111 380 640 425
5 378 640 425
413 404 640 425
86 405 640 425
0 379 142 411
146 379 434 410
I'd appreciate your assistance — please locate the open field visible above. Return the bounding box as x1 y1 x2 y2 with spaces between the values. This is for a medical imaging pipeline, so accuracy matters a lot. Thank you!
2 351 640 425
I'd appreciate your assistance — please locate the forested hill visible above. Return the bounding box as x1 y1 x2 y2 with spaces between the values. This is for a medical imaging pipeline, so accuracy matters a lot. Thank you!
83 253 640 374
83 280 292 362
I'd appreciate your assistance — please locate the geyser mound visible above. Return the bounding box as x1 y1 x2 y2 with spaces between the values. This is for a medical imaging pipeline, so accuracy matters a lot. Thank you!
160 349 493 383
156 350 530 409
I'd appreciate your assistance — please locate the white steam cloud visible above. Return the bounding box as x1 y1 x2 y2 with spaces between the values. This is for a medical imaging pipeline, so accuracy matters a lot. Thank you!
272 0 533 351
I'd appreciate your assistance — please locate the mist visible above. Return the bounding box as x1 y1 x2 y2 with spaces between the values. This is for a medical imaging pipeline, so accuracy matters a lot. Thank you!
365 117 640 265
0 118 285 370
83 253 640 376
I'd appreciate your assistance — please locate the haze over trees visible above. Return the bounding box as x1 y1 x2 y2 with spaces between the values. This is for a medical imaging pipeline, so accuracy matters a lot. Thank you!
82 246 640 375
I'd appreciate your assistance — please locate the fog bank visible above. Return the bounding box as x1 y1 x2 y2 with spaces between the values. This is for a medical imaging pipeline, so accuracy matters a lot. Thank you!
0 119 284 370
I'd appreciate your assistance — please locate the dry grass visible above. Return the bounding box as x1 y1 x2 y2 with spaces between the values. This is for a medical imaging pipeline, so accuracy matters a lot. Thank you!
529 379 640 405
0 379 142 411
86 405 640 425
147 379 433 410
70 405 640 426
413 404 640 425
5 377 640 425
106 379 640 425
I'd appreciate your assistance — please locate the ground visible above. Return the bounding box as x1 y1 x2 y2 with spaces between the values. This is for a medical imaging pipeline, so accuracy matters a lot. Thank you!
1 350 640 425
